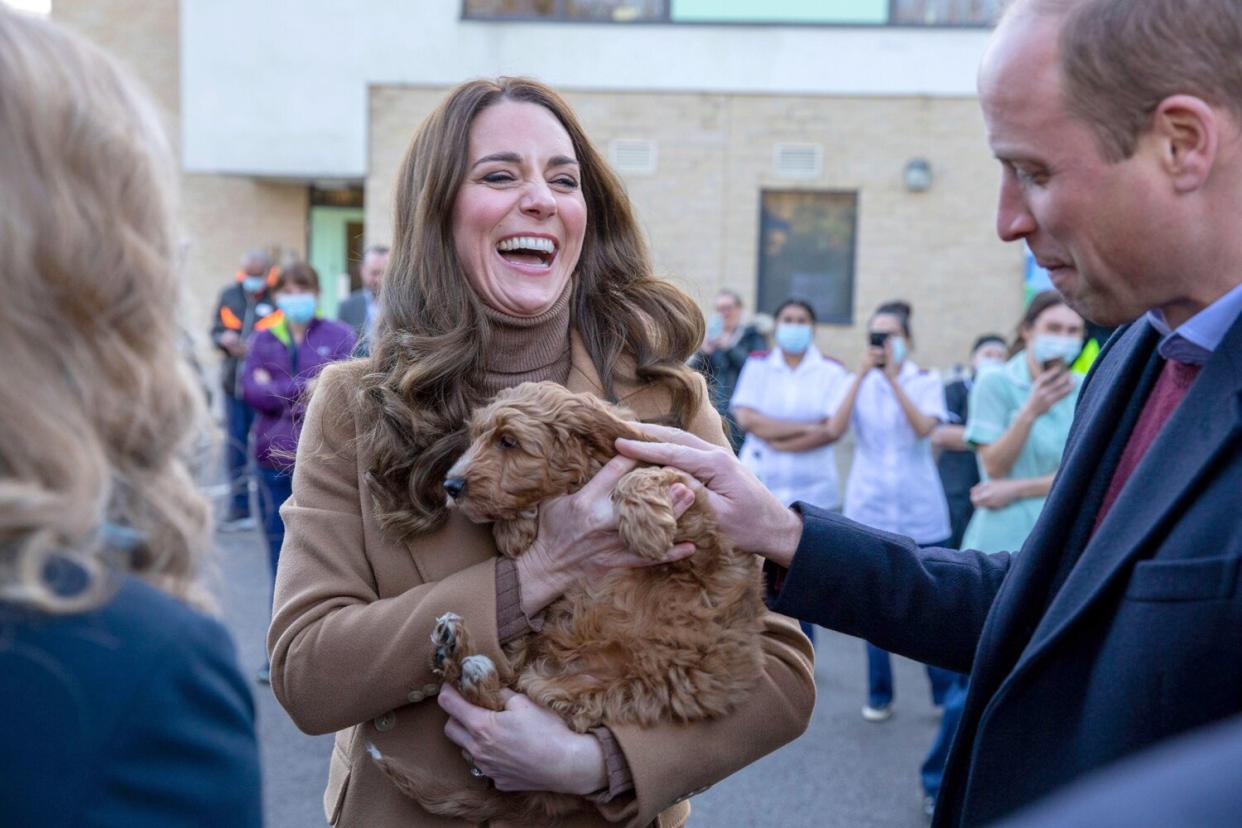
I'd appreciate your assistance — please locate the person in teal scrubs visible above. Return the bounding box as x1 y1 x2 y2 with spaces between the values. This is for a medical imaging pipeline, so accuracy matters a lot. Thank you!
962 291 1086 553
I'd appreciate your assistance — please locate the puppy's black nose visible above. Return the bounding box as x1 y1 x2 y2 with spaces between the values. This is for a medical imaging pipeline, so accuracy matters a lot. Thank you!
443 477 467 500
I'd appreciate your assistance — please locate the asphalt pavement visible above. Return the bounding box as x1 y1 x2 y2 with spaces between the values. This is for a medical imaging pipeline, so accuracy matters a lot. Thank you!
213 522 939 828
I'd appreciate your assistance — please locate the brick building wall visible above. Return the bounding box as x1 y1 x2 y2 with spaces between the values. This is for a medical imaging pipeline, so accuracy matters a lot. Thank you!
52 0 309 371
367 85 1024 372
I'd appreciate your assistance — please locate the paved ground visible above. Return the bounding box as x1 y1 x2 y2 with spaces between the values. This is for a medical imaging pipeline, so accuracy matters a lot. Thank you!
214 523 940 828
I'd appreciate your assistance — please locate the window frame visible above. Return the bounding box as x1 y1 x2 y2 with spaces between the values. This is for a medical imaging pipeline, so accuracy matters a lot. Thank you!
460 0 998 29
755 188 860 327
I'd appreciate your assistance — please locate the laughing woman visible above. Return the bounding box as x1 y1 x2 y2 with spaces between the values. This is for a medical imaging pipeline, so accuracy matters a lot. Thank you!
268 78 814 827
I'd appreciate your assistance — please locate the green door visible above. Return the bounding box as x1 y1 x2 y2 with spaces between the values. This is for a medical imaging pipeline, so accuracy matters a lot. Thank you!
308 205 365 319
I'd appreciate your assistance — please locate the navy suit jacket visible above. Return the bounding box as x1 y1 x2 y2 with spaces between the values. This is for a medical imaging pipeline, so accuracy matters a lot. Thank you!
770 314 1242 826
337 289 368 338
0 575 262 827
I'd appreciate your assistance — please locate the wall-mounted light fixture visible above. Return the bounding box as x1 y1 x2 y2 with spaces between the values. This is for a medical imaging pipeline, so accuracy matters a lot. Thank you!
903 158 933 193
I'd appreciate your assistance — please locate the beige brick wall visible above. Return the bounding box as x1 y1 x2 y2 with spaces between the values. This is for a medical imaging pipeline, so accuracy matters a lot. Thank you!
367 85 1025 373
52 1 309 371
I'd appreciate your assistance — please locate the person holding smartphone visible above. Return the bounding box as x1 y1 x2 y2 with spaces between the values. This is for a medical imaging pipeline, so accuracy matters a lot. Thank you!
961 291 1085 554
828 301 957 721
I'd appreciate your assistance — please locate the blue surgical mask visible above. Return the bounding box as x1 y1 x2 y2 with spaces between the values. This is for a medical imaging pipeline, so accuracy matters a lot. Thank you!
242 275 266 294
277 294 317 325
974 356 1004 375
706 313 724 340
1032 334 1081 367
890 336 908 365
775 323 813 354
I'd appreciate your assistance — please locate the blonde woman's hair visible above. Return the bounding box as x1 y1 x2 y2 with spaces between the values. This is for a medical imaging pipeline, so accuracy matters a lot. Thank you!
0 9 211 612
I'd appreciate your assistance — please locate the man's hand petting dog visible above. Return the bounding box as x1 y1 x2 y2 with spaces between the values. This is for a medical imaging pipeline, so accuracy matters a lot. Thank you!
439 683 608 797
515 454 698 618
616 424 804 568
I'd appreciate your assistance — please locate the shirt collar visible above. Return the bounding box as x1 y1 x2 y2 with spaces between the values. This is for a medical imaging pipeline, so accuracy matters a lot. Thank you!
1145 280 1242 365
771 345 824 373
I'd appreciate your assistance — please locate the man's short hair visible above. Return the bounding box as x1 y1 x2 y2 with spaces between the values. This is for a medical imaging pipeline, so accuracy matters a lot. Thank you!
715 289 743 308
1015 0 1242 161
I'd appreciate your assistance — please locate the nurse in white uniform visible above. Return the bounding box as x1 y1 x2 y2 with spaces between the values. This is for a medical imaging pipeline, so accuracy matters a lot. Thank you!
830 301 957 721
730 299 853 643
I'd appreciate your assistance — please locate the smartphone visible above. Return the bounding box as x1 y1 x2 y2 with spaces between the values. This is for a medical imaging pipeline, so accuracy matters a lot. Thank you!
1041 357 1066 373
868 331 889 368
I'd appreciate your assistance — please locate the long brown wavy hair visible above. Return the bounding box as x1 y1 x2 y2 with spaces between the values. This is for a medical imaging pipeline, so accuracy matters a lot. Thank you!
357 77 704 540
0 9 211 612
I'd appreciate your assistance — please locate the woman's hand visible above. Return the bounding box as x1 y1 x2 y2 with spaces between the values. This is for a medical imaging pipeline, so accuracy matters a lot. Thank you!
516 455 697 617
861 345 886 375
439 684 607 796
970 478 1024 510
252 367 272 385
615 425 803 568
1023 366 1074 418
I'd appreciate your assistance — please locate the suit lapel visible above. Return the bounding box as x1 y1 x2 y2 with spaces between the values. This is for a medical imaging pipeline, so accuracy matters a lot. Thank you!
966 324 1160 692
1017 314 1242 669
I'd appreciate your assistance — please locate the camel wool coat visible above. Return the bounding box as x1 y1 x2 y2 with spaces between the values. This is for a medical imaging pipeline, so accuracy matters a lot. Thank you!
268 331 816 827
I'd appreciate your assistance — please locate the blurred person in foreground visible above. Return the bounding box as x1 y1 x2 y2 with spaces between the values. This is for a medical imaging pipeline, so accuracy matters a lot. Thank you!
931 334 1007 551
731 298 853 644
240 261 354 683
694 288 769 452
210 248 280 530
267 77 813 827
338 243 389 356
0 8 260 827
618 0 1242 824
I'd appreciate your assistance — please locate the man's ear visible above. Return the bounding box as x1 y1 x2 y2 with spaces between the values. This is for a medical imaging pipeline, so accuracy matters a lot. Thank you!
1149 94 1219 194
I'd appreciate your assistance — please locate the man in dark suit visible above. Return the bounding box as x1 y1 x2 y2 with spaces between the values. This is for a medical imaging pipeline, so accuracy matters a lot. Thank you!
618 1 1242 825
338 244 388 356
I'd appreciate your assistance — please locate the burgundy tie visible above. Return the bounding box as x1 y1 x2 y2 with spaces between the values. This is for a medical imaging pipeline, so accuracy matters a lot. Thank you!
1092 359 1202 534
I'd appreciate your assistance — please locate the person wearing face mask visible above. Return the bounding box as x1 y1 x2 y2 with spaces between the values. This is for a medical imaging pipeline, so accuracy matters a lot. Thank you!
240 261 354 683
920 333 1008 815
933 334 1009 551
730 299 853 643
827 300 957 722
961 291 1084 554
694 289 770 452
210 249 281 531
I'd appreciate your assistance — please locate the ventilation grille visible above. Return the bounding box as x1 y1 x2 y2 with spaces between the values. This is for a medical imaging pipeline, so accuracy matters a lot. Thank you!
773 143 823 179
610 139 658 176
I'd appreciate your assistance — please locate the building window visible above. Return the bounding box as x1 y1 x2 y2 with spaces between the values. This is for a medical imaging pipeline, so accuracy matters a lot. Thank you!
462 0 668 22
889 0 1003 26
757 191 858 325
464 0 997 24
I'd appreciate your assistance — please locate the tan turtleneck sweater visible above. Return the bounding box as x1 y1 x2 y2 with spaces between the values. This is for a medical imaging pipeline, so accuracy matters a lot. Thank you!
478 282 573 398
479 283 635 802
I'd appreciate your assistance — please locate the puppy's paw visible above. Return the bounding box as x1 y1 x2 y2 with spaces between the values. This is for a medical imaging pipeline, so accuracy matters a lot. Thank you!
460 654 505 711
431 612 467 675
613 468 679 561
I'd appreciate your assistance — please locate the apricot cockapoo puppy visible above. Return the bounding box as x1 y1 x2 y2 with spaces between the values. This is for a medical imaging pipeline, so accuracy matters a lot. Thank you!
371 381 767 824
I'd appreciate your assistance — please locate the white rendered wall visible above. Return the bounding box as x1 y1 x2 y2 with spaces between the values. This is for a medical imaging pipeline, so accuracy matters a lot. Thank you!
181 0 992 178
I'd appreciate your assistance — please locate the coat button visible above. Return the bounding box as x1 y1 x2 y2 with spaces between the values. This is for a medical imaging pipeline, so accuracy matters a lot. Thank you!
374 712 396 731
407 690 424 703
423 683 440 696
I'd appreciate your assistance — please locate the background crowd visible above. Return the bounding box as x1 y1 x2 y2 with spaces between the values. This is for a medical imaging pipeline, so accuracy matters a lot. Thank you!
5 1 1242 827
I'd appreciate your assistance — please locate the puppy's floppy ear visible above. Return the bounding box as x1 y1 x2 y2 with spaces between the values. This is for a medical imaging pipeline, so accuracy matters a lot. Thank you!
558 394 639 463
